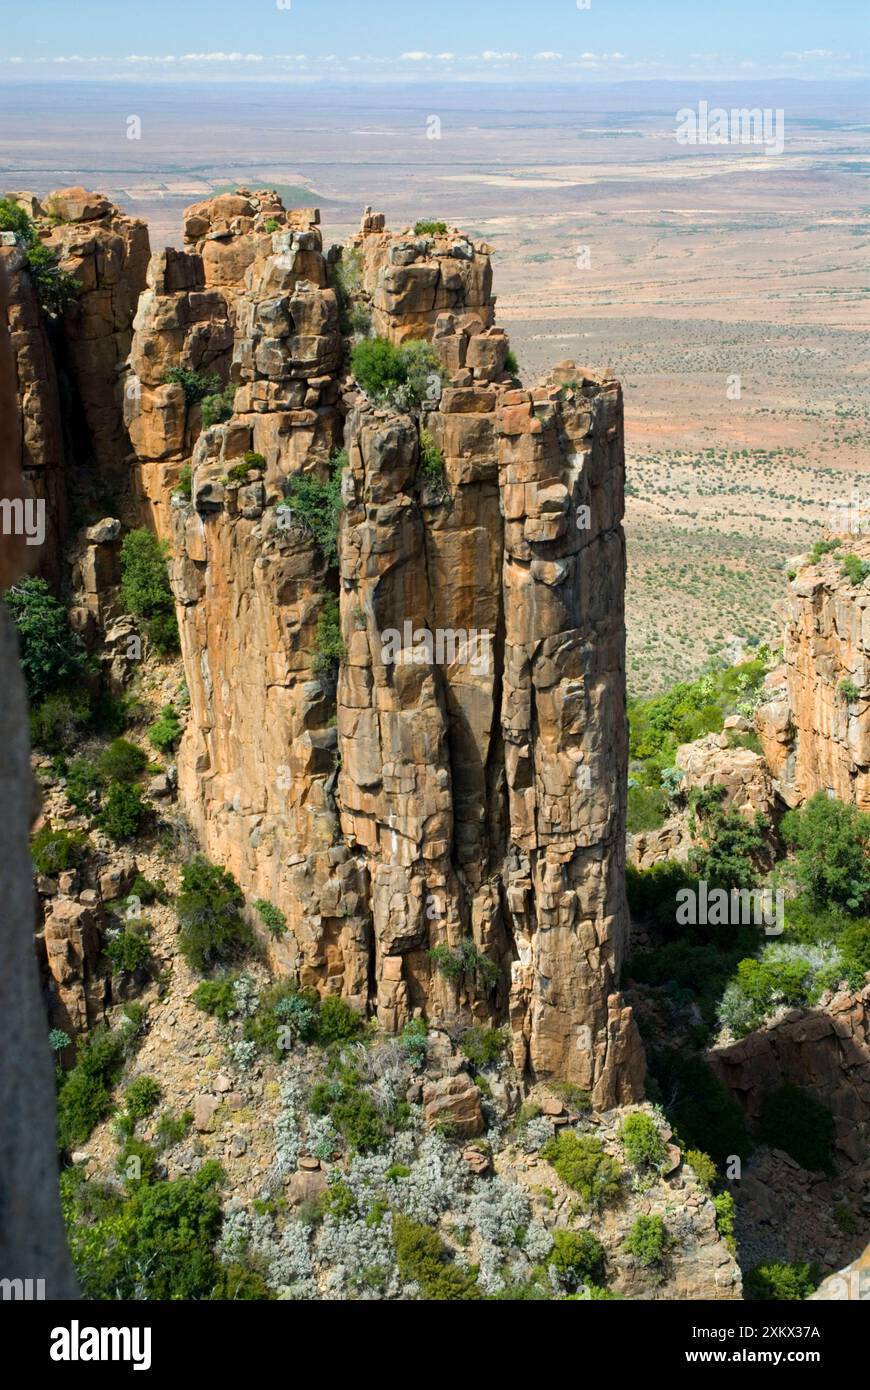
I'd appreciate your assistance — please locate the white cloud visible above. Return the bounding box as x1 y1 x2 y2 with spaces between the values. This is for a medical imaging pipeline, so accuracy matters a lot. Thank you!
437 53 456 62
401 51 432 62
480 50 520 62
534 52 562 62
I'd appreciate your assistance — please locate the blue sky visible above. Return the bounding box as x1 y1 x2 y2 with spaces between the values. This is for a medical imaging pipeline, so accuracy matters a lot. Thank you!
1 0 866 81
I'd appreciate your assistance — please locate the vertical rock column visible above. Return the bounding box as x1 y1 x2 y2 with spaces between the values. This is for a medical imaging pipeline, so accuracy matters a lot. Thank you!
170 210 372 1004
498 369 643 1105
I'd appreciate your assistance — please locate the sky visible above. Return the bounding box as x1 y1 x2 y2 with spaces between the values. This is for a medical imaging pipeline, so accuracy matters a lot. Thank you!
0 0 866 83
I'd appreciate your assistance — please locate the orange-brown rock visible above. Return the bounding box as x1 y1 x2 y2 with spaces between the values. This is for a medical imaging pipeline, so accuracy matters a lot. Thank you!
756 538 870 809
41 190 150 480
155 205 643 1103
0 233 66 583
709 984 870 1169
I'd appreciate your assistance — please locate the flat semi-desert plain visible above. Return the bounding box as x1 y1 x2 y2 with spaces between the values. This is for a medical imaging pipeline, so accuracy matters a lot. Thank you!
2 79 867 693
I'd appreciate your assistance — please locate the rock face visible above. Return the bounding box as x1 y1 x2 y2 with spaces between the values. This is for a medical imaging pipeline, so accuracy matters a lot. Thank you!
0 232 66 583
0 259 78 1296
756 538 870 809
41 189 150 481
350 215 495 342
161 197 643 1105
709 984 870 1172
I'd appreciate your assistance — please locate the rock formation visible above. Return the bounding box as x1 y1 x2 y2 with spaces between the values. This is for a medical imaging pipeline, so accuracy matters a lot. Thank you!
156 200 643 1106
710 983 870 1174
0 229 66 583
0 259 78 1297
757 538 870 809
43 187 149 485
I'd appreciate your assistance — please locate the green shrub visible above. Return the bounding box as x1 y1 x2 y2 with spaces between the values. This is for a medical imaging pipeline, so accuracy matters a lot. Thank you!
64 758 103 814
504 348 519 375
392 1215 479 1299
119 529 179 654
686 1149 717 1190
400 1017 429 1068
98 781 147 842
124 1075 162 1120
323 1178 357 1221
839 679 860 703
62 1158 226 1300
330 1090 385 1152
840 554 870 586
688 787 770 890
0 198 80 313
105 929 151 976
31 825 88 876
419 428 447 492
49 1029 72 1053
128 873 169 906
7 577 90 701
619 1112 667 1170
744 1261 820 1300
627 782 669 832
460 1026 506 1069
548 1230 604 1289
781 793 870 913
97 738 148 784
154 1110 193 1150
430 940 499 992
713 1191 736 1251
254 899 288 937
116 1137 159 1184
244 982 317 1059
30 688 93 753
758 1085 835 1174
317 994 365 1044
56 1026 127 1151
624 1214 669 1267
192 976 239 1022
176 856 252 974
280 450 345 565
808 538 840 565
540 1132 622 1210
174 462 193 500
350 336 443 407
839 918 870 983
312 595 345 678
148 703 183 753
414 219 448 235
161 366 221 404
201 384 236 428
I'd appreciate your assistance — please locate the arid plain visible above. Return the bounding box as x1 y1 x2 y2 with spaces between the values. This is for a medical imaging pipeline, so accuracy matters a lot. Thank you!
2 79 867 693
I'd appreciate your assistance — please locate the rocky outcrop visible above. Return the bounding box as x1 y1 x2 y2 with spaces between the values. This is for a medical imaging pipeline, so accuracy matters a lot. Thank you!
163 198 642 1105
0 232 66 583
675 724 776 823
126 190 307 538
0 259 78 1297
350 215 495 343
756 538 870 809
39 188 150 483
709 984 870 1173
